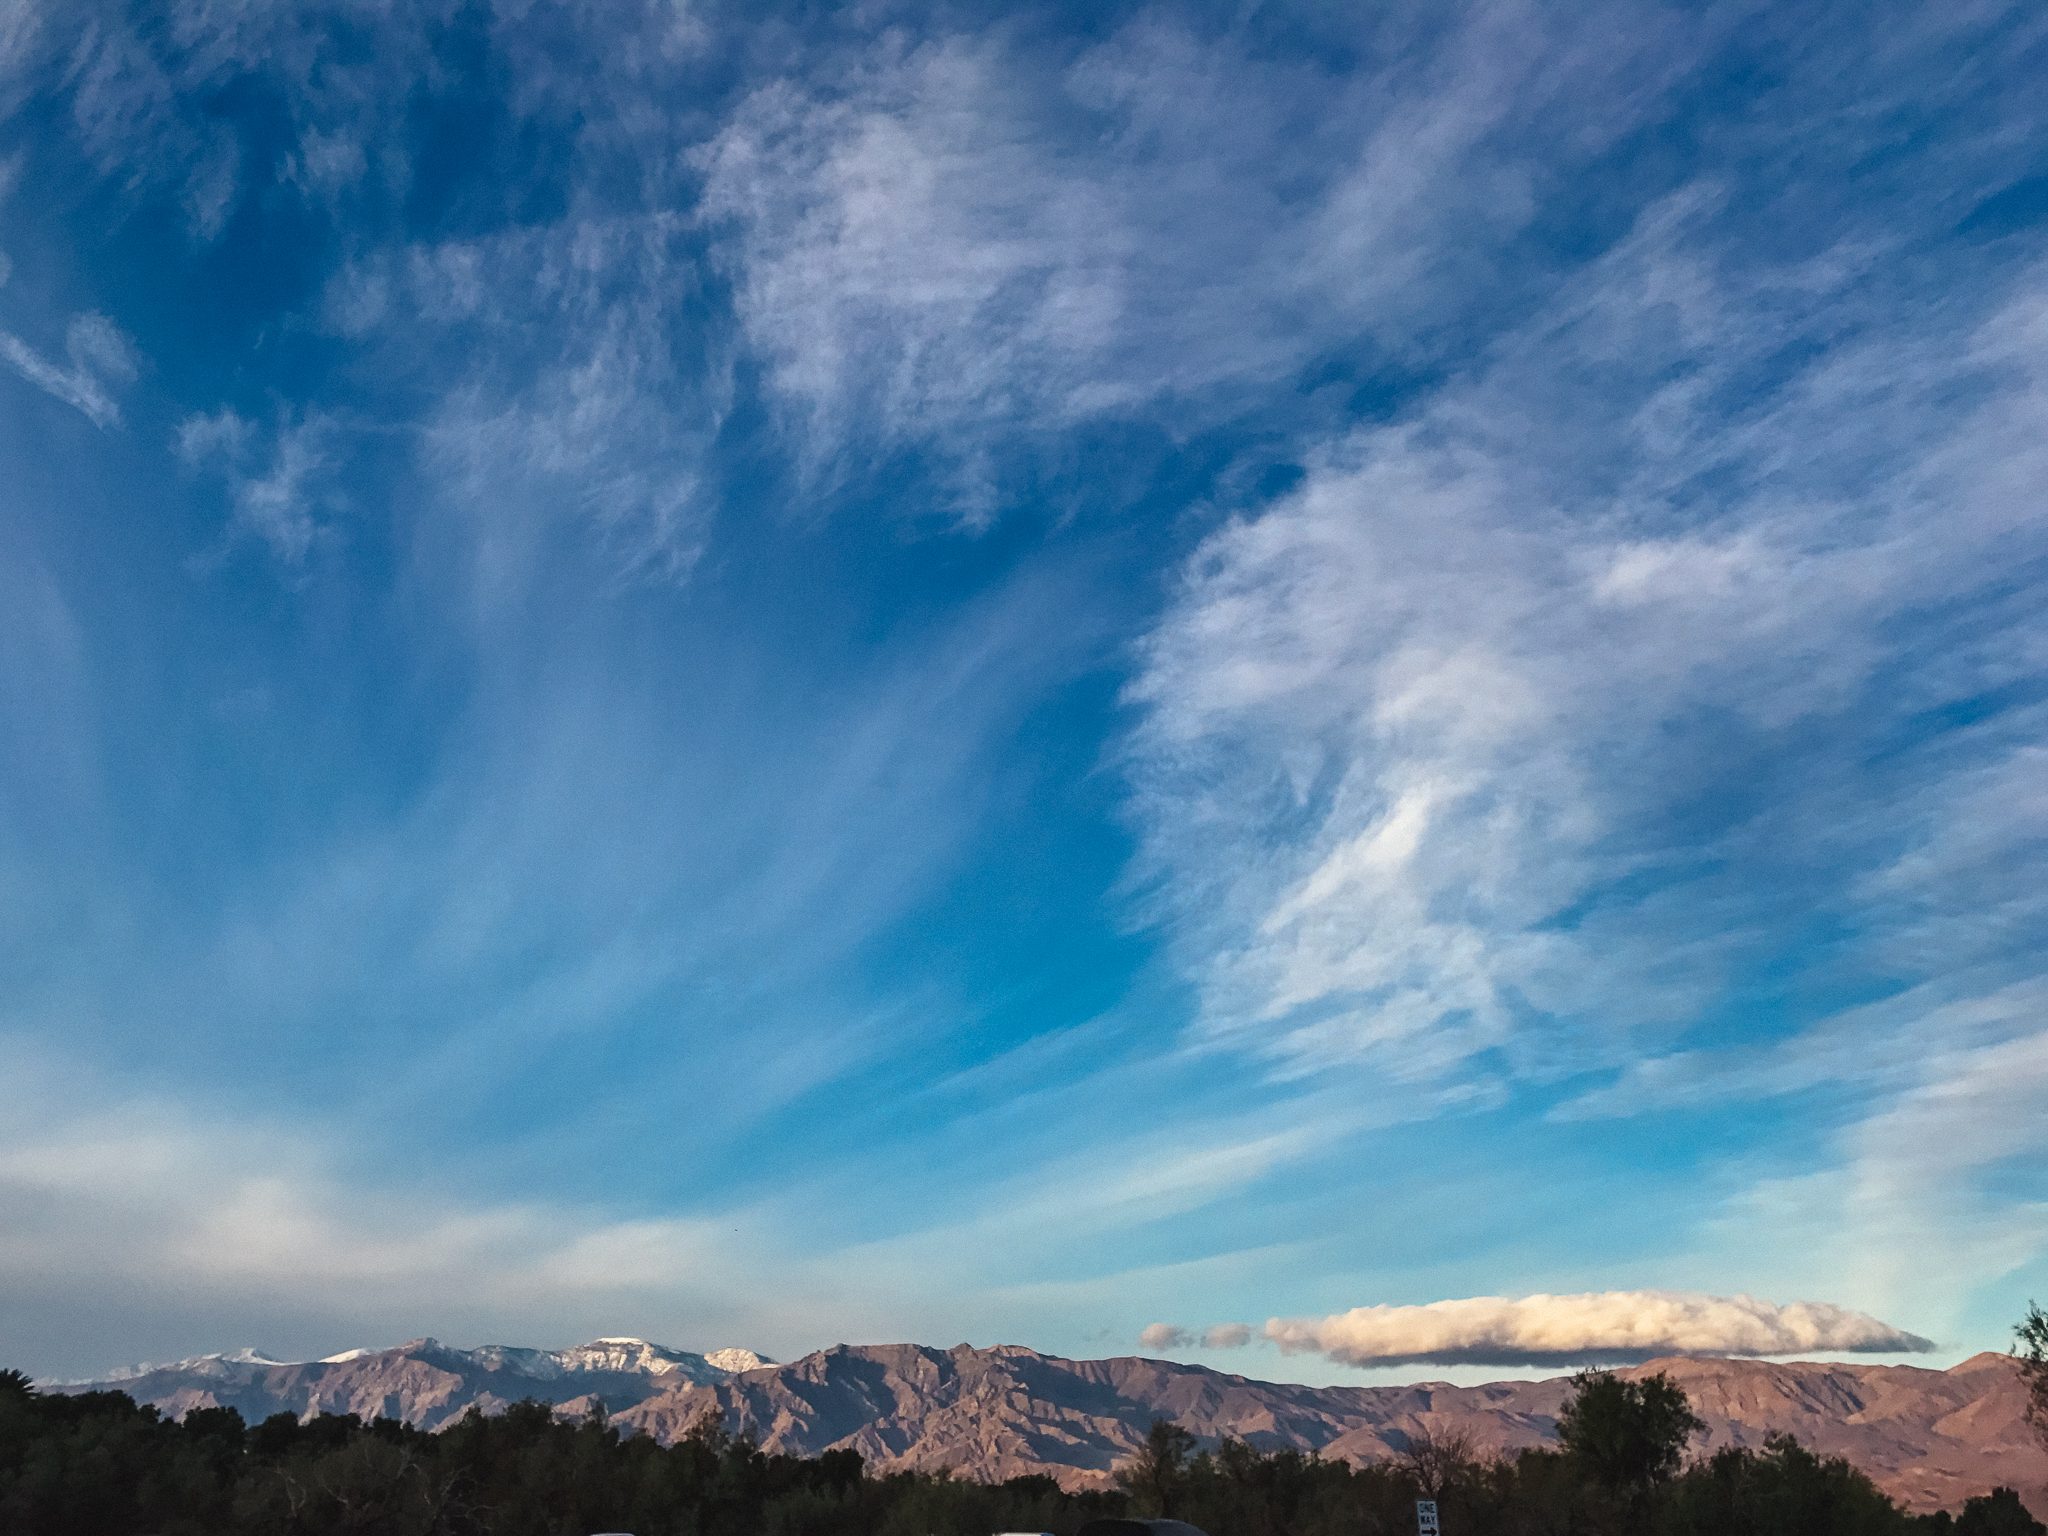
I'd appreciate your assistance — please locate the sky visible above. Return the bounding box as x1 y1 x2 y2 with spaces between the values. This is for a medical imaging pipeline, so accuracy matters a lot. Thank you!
1 0 2046 1388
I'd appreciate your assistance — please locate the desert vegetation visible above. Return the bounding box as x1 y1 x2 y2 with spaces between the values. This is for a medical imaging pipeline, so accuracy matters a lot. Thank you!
4 1360 2043 1535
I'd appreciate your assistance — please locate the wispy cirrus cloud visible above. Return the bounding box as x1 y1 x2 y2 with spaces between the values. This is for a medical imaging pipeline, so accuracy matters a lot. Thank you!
1704 1027 2048 1345
1554 978 2048 1124
1124 175 2048 1097
1267 1291 1933 1369
46 0 728 585
1114 83 2048 1343
412 230 728 592
314 206 732 590
696 5 1710 519
177 407 334 562
0 1 41 118
0 312 137 427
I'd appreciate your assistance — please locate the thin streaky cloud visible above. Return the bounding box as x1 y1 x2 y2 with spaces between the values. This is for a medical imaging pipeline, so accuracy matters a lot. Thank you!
0 313 136 428
1125 225 2048 1089
695 6 1719 516
178 408 333 563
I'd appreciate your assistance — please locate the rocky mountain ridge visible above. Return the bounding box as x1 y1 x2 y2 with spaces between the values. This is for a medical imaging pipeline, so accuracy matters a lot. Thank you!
612 1343 2047 1516
51 1339 2046 1518
46 1336 769 1431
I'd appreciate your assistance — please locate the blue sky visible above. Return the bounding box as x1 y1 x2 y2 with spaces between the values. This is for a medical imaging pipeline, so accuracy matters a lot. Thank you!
2 0 2046 1385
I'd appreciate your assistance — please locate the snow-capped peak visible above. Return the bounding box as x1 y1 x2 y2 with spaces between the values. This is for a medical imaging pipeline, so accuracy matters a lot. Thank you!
76 1346 297 1383
217 1347 291 1365
53 1335 775 1394
705 1348 773 1373
553 1339 699 1376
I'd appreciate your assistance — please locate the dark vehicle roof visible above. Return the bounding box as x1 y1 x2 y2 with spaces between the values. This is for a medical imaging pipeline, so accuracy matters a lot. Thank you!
1074 1521 1209 1536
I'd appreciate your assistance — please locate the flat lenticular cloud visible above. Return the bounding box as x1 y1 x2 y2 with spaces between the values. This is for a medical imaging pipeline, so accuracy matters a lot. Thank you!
1267 1291 1936 1368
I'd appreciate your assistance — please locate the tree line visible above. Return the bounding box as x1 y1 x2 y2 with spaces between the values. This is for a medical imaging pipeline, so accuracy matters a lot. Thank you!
5 1304 2045 1536
1112 1366 2043 1536
0 1373 1115 1536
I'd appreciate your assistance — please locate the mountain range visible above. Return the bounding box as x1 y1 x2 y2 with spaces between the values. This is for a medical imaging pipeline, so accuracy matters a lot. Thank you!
46 1336 772 1431
47 1339 2047 1518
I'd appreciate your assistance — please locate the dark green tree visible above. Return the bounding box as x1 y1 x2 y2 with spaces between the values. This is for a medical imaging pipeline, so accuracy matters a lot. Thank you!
684 1403 732 1454
1117 1417 1199 1518
248 1410 304 1460
1401 1425 1477 1502
1658 1434 1908 1536
1954 1487 2047 1536
2015 1303 2048 1450
1174 1436 1361 1536
1557 1369 1705 1490
0 1377 230 1536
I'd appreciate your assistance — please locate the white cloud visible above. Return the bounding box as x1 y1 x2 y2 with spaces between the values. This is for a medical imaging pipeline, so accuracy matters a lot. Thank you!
175 404 253 463
1139 1322 1189 1350
51 3 431 241
0 312 138 427
0 1026 1326 1379
696 40 1135 519
1203 1322 1252 1349
0 1084 573 1294
1268 1290 1933 1369
0 0 43 115
181 119 239 240
426 301 717 592
33 5 726 586
282 125 366 201
695 8 1707 519
308 212 728 592
61 310 136 384
1701 1027 2048 1342
1555 975 2048 1124
179 407 332 562
1125 424 1651 1082
0 1040 791 1366
1122 177 2048 1095
64 18 235 241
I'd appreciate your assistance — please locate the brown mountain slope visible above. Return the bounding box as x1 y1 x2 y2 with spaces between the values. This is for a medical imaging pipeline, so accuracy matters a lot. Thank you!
1648 1353 2046 1516
611 1344 2048 1517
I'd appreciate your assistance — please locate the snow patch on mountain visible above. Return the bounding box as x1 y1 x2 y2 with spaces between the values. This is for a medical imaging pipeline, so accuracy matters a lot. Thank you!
52 1347 295 1386
45 1335 765 1398
555 1338 715 1378
704 1348 773 1373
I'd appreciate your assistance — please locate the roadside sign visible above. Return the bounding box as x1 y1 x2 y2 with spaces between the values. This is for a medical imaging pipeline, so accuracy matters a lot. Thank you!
1416 1499 1440 1535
